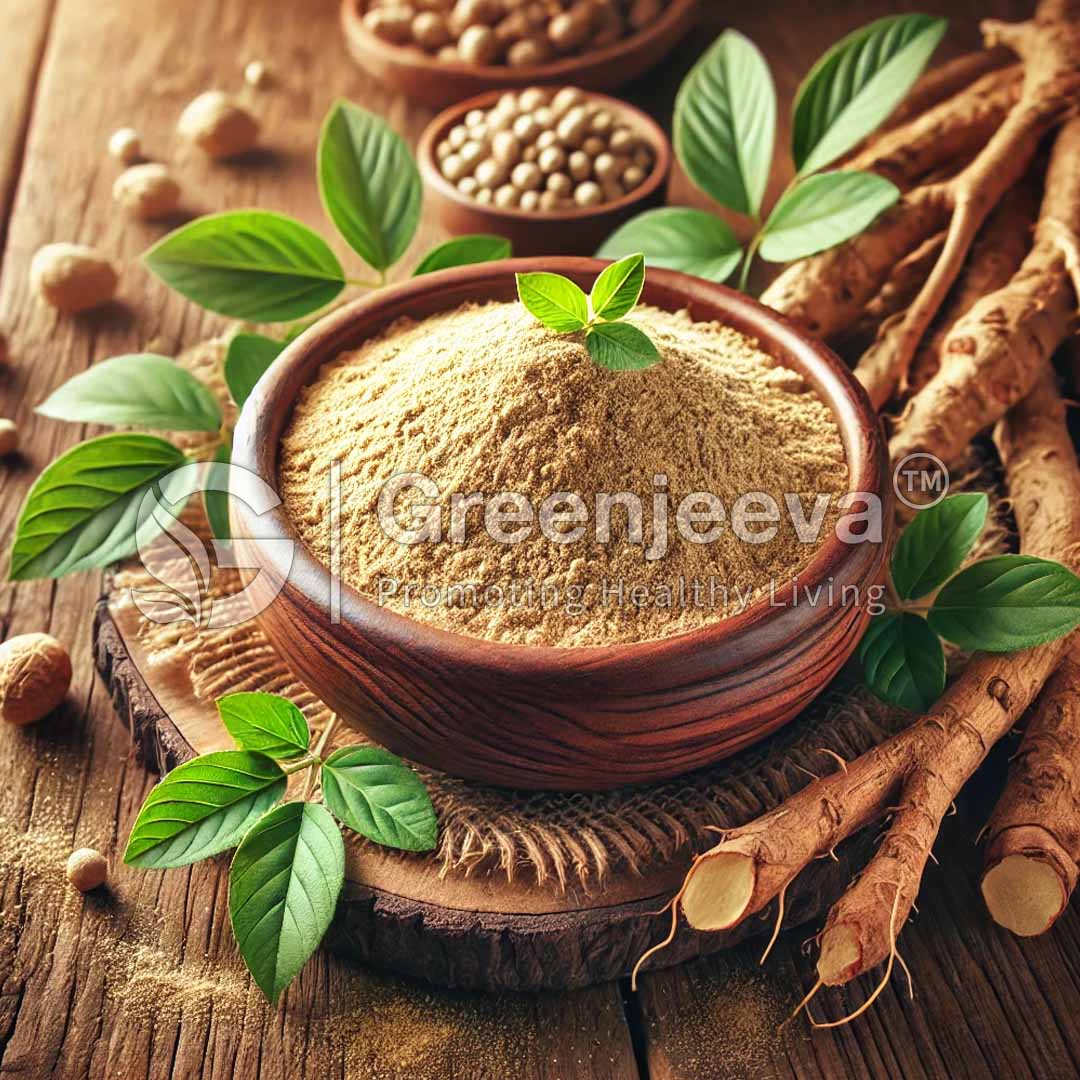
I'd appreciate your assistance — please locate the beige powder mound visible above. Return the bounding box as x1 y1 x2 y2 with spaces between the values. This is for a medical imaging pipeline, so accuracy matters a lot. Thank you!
280 301 847 647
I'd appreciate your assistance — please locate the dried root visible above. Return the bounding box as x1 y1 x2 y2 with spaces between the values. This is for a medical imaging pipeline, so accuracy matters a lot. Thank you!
888 115 1080 465
765 0 1080 385
982 647 1080 936
636 371 1080 988
881 47 1015 131
856 172 1041 409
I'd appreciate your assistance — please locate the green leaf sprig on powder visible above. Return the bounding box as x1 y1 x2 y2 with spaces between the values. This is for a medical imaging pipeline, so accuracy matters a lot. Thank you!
11 99 513 576
516 253 661 371
598 14 946 288
124 691 438 1003
859 493 1080 712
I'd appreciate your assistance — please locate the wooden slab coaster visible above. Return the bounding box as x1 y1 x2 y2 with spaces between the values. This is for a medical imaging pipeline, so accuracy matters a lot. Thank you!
92 512 902 993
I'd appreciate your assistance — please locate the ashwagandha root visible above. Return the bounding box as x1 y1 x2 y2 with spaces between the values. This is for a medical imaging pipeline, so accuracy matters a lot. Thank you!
856 173 1041 409
982 646 1080 937
888 114 1080 467
847 65 1021 191
764 0 1080 367
632 370 1080 992
834 233 946 360
881 46 1015 132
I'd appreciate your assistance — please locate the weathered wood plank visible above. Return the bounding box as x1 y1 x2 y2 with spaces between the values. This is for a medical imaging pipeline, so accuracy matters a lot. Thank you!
0 0 55 243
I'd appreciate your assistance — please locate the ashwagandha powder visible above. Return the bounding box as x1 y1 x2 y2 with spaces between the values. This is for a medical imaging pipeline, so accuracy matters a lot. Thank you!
279 301 848 647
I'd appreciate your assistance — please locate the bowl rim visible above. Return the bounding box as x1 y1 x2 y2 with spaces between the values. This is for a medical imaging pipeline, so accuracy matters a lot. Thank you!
232 257 888 675
341 0 700 83
416 88 672 223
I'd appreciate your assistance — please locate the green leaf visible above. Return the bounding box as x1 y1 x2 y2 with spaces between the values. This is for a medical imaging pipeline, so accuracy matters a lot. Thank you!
674 30 776 217
758 171 899 262
928 555 1080 652
37 354 222 432
203 443 232 543
590 253 645 321
516 271 588 332
123 750 286 869
229 802 344 1002
859 611 945 712
217 692 310 761
8 434 188 580
318 100 422 271
596 208 742 283
225 333 284 408
585 322 662 371
891 493 988 601
413 234 511 276
321 746 437 852
143 210 345 323
793 14 947 175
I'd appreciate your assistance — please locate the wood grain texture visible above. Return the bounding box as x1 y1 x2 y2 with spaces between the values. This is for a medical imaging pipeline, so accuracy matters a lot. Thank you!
4 0 1078 1077
231 258 889 790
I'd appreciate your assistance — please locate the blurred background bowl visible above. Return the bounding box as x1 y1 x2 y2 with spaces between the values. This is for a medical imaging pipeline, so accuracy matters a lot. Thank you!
417 89 671 256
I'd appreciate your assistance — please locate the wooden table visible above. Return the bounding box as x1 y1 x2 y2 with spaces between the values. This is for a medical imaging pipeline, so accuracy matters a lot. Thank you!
3 1 1078 1077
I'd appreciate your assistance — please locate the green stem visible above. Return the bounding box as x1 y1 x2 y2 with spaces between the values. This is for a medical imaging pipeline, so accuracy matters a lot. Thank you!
737 231 763 293
303 713 340 800
282 756 318 775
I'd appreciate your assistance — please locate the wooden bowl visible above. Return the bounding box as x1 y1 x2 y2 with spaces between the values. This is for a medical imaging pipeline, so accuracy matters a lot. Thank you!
340 0 701 109
417 90 671 257
231 258 890 792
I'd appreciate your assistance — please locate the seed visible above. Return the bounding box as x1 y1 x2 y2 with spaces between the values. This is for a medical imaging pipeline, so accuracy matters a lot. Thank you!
30 243 118 314
551 87 584 116
538 145 566 174
518 86 549 112
511 161 543 191
448 123 469 149
546 172 573 196
243 59 270 88
491 130 521 164
520 190 541 211
363 7 415 43
107 127 142 165
574 180 603 207
0 419 16 457
460 140 485 166
413 10 452 48
66 848 108 893
178 91 258 158
567 149 592 180
458 176 479 196
622 164 646 189
475 157 509 187
441 153 468 181
458 24 499 64
582 135 606 157
512 114 541 143
0 633 72 727
507 37 552 66
494 183 520 208
113 163 181 221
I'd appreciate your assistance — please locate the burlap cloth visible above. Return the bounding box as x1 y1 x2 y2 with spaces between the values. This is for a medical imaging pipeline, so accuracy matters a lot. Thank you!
111 338 1006 897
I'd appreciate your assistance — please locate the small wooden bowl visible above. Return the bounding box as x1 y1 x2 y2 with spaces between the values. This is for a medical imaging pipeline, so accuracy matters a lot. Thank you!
340 0 700 109
417 90 671 257
231 259 890 792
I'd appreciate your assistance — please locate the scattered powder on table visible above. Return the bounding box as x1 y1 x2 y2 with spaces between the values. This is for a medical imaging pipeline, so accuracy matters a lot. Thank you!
280 301 848 647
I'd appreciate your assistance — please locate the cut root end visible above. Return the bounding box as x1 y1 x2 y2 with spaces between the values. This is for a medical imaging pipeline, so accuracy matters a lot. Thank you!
680 852 757 932
982 854 1066 937
817 923 863 987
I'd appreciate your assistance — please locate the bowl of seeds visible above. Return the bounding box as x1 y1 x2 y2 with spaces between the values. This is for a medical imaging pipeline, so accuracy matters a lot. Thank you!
341 0 700 107
231 258 890 791
418 87 670 255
